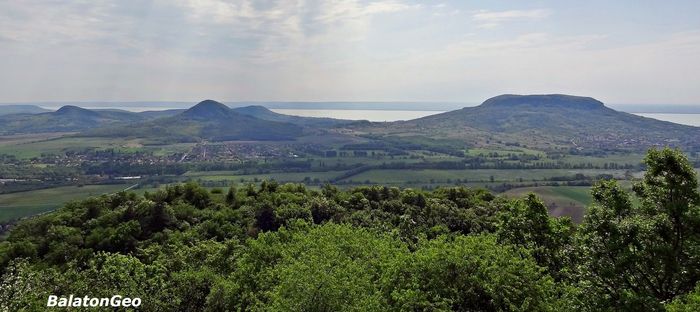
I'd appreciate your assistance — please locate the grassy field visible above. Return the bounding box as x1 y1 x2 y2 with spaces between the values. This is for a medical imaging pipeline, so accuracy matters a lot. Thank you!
502 186 593 222
0 133 72 147
502 183 644 223
184 170 347 183
0 184 130 222
467 147 545 157
562 153 645 166
305 156 433 169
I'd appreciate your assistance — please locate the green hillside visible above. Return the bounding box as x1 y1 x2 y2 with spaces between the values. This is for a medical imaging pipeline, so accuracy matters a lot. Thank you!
85 100 304 142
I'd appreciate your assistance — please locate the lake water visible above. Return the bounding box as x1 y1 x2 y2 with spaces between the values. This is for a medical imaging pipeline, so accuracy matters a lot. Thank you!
270 109 441 122
633 113 700 127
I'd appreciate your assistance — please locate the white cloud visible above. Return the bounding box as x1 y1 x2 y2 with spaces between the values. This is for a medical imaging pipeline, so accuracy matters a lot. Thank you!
473 9 551 28
0 2 114 44
0 1 699 104
342 30 700 104
0 0 418 62
164 0 419 63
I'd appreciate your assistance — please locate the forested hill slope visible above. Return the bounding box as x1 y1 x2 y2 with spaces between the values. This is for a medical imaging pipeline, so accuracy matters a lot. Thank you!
378 94 700 150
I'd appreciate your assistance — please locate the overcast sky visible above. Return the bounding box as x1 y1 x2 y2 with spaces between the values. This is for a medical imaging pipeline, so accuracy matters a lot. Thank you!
1 0 699 105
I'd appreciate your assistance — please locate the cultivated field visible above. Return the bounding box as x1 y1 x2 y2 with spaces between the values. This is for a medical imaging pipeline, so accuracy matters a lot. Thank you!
502 186 593 222
0 184 130 222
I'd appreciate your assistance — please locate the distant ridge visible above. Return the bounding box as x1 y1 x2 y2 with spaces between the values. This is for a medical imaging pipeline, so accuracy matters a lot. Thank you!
85 100 305 142
0 100 350 138
0 104 50 116
5 100 700 113
0 105 144 135
54 105 101 117
4 95 700 150
2 101 468 112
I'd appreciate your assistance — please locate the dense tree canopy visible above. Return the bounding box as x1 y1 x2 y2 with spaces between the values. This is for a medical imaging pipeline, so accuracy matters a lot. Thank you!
1 148 699 311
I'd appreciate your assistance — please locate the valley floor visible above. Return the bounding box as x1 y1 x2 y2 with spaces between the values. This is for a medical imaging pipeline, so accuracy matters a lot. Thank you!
0 133 690 224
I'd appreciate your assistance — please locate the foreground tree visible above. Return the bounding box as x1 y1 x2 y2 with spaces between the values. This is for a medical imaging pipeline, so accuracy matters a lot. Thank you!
203 222 402 311
667 283 700 311
385 234 556 311
497 194 574 280
577 148 700 310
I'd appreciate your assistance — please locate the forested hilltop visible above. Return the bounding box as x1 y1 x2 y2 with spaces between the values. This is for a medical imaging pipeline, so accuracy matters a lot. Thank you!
2 148 700 311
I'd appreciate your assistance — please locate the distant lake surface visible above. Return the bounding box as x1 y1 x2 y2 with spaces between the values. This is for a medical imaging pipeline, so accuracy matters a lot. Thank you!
633 113 700 127
270 109 442 122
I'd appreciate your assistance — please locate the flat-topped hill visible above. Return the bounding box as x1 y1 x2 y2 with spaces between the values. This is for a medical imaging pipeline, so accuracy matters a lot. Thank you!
368 94 700 150
480 94 605 110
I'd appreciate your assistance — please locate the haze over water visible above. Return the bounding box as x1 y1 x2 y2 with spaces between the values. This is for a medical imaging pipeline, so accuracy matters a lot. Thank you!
634 113 700 127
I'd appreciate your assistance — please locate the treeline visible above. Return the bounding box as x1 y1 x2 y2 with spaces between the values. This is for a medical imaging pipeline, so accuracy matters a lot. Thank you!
81 160 315 176
1 148 700 311
461 158 637 170
0 164 82 193
0 164 80 180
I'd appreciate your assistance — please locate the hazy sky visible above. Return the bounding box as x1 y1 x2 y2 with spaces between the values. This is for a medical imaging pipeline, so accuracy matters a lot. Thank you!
1 0 699 104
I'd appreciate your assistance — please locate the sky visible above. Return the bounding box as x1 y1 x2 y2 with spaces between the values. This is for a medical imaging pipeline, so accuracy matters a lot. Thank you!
1 0 699 105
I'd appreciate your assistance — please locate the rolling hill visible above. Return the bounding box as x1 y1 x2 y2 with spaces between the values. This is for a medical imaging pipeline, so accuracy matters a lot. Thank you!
4 95 699 150
0 105 146 135
364 94 700 151
85 100 304 142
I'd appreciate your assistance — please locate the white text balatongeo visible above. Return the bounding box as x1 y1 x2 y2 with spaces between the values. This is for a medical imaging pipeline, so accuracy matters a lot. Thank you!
47 295 141 308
